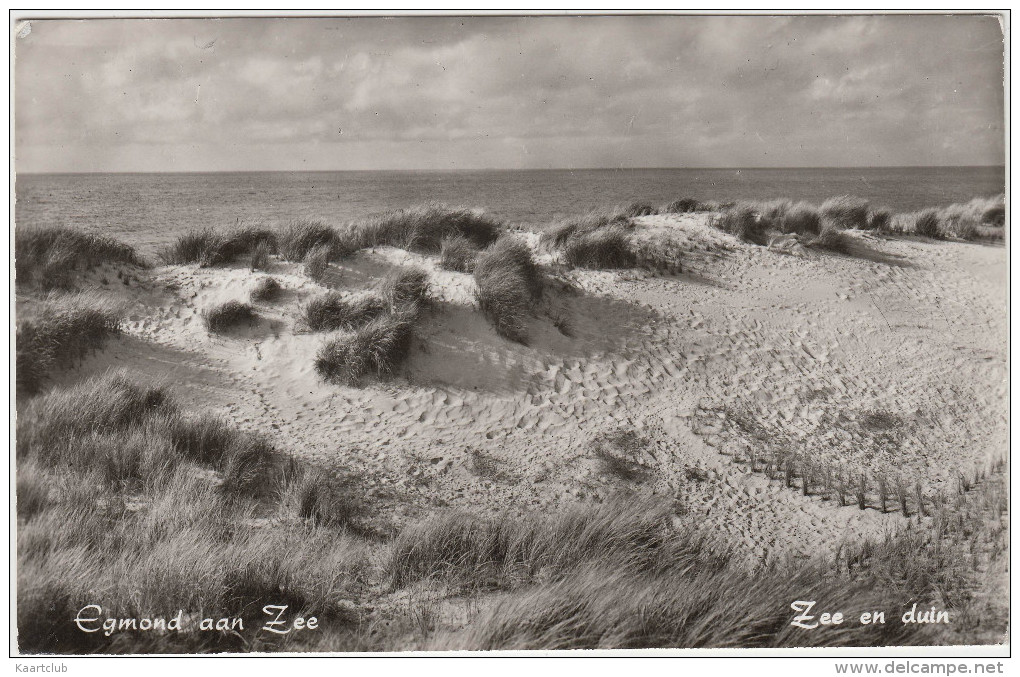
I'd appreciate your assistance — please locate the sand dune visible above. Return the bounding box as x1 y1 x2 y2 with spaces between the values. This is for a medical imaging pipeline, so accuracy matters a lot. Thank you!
53 213 1007 559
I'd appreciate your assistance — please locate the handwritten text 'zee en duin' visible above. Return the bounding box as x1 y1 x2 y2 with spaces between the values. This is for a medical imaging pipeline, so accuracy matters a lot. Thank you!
791 601 949 629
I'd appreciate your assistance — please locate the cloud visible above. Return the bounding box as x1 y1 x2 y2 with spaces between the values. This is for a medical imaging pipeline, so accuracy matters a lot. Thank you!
14 14 1005 171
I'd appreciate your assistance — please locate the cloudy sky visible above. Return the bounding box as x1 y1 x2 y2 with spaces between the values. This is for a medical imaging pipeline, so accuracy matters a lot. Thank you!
15 14 1005 172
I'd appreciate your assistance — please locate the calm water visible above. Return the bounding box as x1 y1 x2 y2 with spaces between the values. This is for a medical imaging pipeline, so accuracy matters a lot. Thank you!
15 167 1005 254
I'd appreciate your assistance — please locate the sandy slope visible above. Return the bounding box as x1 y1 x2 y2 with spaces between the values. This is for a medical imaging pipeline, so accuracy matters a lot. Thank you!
50 214 1007 559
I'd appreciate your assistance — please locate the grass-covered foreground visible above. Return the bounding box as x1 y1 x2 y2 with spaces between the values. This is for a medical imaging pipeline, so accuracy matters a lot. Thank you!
15 371 1007 653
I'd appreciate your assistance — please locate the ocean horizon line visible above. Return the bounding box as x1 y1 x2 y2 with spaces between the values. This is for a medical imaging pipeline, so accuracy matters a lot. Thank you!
15 165 1007 177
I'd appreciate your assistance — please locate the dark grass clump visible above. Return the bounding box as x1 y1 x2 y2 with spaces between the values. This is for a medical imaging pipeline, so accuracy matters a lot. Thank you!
714 203 770 245
202 301 258 333
284 466 369 532
157 229 219 265
779 202 822 236
314 311 418 385
867 208 893 232
562 225 637 269
202 225 277 267
303 291 388 332
249 276 283 303
16 376 187 492
165 413 237 466
480 237 544 300
809 224 854 254
982 204 1005 226
543 209 667 271
303 244 333 282
349 204 503 254
474 237 544 344
166 412 282 497
16 226 145 290
820 196 870 230
663 198 705 214
439 235 479 273
158 225 276 267
250 240 272 272
542 211 632 249
217 432 281 496
276 220 345 262
623 202 657 218
913 209 944 239
16 292 122 396
379 267 432 310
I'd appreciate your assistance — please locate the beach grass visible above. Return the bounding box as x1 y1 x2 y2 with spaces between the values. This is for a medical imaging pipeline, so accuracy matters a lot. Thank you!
303 243 334 281
810 223 855 254
344 204 503 254
542 210 633 249
561 224 638 269
714 203 770 244
158 224 277 267
623 202 657 217
249 276 283 302
387 497 673 590
439 235 479 273
474 236 544 344
277 220 349 262
16 291 122 396
379 267 432 310
250 240 273 271
779 202 823 236
16 226 145 290
866 208 893 232
15 372 370 654
314 310 418 385
820 196 871 230
303 291 388 332
884 196 1004 241
913 209 944 239
408 475 1006 649
662 197 708 214
203 301 258 333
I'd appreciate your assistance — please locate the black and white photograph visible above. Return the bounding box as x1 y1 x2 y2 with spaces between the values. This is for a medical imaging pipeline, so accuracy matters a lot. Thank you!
10 10 1009 661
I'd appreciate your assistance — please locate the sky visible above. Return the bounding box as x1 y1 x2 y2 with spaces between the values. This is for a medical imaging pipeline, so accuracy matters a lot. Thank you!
14 14 1006 172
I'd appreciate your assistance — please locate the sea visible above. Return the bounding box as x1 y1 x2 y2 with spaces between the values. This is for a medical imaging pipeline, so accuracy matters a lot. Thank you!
15 167 1005 255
